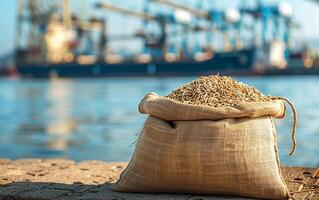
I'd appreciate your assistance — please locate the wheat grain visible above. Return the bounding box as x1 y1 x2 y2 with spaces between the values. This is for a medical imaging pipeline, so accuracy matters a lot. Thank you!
166 75 272 107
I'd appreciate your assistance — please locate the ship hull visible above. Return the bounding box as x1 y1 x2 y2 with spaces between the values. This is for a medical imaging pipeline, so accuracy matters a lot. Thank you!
16 49 255 78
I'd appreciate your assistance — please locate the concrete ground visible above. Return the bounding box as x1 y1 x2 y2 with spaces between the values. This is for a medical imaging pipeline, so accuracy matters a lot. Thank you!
0 159 318 200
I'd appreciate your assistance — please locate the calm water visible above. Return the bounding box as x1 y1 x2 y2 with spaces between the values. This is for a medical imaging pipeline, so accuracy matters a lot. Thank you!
0 76 318 167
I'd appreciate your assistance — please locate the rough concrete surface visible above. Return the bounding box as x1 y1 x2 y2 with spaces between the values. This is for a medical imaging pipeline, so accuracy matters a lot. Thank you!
0 159 318 200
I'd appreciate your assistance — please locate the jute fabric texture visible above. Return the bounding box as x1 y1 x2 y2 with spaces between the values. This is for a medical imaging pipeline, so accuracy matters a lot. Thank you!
112 93 290 200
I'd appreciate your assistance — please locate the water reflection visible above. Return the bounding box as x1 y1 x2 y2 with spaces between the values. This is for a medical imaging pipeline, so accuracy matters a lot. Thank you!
46 80 75 150
0 77 318 167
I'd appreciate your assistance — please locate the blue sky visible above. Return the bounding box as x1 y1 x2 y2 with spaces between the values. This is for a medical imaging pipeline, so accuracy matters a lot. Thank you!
1 0 319 56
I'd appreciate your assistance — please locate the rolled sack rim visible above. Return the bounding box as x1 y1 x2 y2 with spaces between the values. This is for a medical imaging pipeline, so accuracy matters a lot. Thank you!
139 92 286 121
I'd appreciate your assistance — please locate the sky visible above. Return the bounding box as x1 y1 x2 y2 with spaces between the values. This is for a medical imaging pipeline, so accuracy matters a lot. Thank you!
1 0 319 56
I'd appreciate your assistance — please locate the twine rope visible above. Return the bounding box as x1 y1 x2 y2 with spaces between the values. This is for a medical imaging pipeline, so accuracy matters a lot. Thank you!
272 97 297 156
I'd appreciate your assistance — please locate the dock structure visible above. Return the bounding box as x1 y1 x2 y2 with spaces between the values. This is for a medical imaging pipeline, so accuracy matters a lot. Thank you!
0 159 318 200
14 0 308 78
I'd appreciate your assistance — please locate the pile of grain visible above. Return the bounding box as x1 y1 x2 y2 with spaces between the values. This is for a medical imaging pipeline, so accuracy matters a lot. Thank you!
166 75 272 107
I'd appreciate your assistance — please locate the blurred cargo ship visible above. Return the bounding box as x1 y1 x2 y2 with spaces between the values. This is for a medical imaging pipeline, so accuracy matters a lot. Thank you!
13 0 319 78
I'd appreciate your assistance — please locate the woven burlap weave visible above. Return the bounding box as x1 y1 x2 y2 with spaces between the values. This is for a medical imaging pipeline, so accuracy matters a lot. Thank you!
112 93 290 199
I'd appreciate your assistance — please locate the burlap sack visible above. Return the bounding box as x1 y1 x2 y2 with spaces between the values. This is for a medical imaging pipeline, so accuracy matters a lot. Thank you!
112 93 290 199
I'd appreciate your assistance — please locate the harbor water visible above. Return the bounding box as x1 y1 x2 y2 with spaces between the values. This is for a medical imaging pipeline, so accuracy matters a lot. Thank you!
0 76 318 167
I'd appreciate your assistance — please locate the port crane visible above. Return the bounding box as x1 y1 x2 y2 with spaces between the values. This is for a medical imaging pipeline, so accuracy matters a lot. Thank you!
150 0 242 51
95 1 167 56
150 0 293 66
95 1 209 59
15 0 107 64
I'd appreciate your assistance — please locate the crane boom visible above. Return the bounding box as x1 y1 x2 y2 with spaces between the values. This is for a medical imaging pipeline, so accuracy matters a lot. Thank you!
152 0 209 19
95 1 211 32
95 2 157 21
